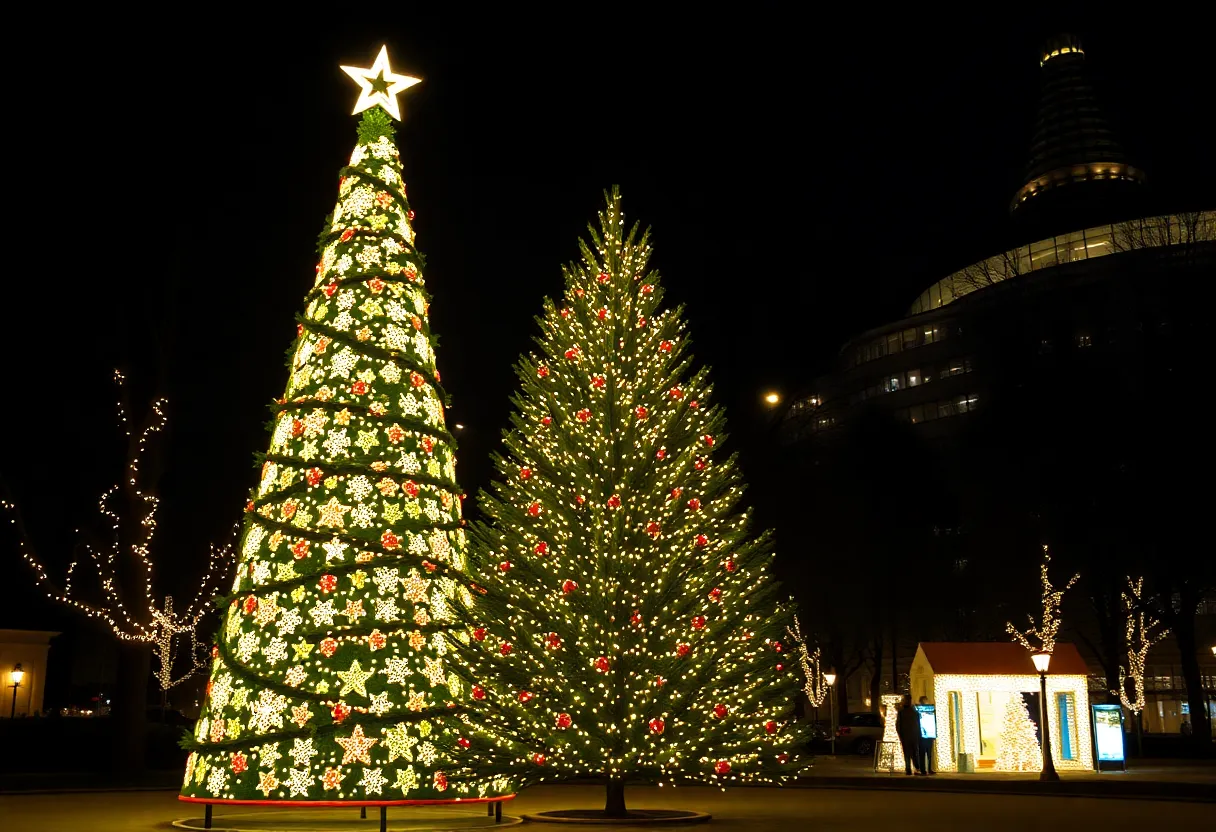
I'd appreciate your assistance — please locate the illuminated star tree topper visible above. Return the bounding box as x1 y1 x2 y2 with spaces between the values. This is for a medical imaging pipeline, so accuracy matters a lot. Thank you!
340 45 421 121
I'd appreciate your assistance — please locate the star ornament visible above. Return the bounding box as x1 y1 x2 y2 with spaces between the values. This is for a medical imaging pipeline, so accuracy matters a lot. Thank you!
341 46 421 121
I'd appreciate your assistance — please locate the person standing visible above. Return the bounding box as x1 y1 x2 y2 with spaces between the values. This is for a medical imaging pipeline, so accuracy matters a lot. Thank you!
918 696 936 775
897 694 924 775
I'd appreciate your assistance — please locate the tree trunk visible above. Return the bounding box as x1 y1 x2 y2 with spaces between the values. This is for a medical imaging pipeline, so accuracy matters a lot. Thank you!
1171 611 1212 749
113 642 152 773
604 779 626 817
868 642 883 714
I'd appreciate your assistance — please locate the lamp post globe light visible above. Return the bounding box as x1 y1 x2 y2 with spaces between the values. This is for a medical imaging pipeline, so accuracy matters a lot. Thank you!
824 668 838 756
9 663 24 719
1031 651 1060 782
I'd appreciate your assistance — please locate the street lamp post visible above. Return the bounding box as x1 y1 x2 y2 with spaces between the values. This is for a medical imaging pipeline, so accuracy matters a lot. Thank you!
824 669 838 757
1031 652 1060 782
9 663 24 719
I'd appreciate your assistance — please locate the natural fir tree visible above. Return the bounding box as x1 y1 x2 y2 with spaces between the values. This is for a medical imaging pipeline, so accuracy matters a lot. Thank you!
455 189 805 816
180 49 511 807
995 695 1043 772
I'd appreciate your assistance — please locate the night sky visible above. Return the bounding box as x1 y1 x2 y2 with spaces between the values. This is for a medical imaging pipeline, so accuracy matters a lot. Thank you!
3 16 1212 633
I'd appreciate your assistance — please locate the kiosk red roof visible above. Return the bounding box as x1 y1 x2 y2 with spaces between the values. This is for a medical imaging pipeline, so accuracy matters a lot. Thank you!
919 642 1090 676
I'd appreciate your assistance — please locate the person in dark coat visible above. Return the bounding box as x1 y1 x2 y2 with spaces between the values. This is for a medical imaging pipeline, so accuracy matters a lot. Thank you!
896 694 924 775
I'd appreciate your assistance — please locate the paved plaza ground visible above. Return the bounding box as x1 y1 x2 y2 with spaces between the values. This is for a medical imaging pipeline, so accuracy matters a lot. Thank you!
3 784 1214 832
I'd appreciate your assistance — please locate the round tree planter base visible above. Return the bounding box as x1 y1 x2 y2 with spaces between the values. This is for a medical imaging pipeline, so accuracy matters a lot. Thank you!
522 810 711 825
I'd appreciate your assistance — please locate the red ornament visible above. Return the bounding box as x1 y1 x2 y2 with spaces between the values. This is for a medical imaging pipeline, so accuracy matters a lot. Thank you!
291 539 310 560
606 494 621 509
692 615 707 630
387 425 405 444
560 308 570 319
545 632 562 650
695 534 709 548
564 347 581 361
541 415 552 425
381 531 400 550
243 596 258 615
368 278 385 294
631 610 644 626
713 703 728 719
533 753 546 766
332 702 351 722
597 307 608 320
655 676 667 687
351 380 368 395
576 408 591 422
518 690 534 703
410 371 426 388
659 340 674 353
597 272 610 284
576 495 586 506
421 436 434 454
694 458 707 471
635 405 648 420
703 435 715 446
339 228 354 243
725 558 737 572
404 480 420 498
473 627 487 642
458 737 471 749
211 645 220 658
422 560 437 573
433 771 447 791
591 374 606 389
297 323 305 337
676 643 691 658
765 720 778 734
368 630 387 651
776 663 785 672
646 521 662 538
709 587 722 602
471 685 486 700
319 637 339 657
689 400 700 409
231 752 248 773
773 641 784 653
556 712 572 729
594 656 611 673
500 642 513 656
318 574 337 593
527 502 541 517
687 498 701 511
656 449 667 460
777 753 790 765
520 467 533 480
535 541 549 556
323 282 339 297
498 561 512 572
641 284 654 294
669 387 684 399
306 467 323 486
637 316 647 328
670 487 683 500
714 760 731 775
562 580 579 594
646 718 666 736
537 365 550 379
291 419 304 437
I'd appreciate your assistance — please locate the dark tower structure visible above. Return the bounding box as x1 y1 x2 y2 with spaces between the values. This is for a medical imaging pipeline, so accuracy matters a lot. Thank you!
1011 34 1146 232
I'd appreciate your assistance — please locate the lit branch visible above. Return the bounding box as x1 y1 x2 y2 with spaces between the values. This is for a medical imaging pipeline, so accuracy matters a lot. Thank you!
787 613 828 708
1112 577 1169 715
1007 544 1080 654
1 370 236 690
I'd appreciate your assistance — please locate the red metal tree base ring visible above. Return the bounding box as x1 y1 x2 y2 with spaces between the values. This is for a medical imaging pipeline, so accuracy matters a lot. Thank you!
178 795 515 807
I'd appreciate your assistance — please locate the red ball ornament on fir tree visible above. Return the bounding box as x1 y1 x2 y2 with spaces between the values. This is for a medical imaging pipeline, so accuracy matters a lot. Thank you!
351 380 368 395
655 676 667 687
318 574 337 593
606 494 621 509
656 449 667 460
500 642 513 656
332 702 351 722
635 405 648 420
703 434 715 446
537 365 549 379
533 753 547 766
541 415 552 425
692 615 707 630
306 466 323 486
410 371 425 388
591 374 606 389
231 751 248 773
694 534 709 548
560 307 570 319
713 703 728 719
669 387 684 399
775 663 785 672
520 467 532 480
381 531 400 550
715 760 732 775
597 272 610 284
564 347 580 361
671 487 683 500
594 656 611 673
527 502 541 517
641 283 654 294
709 587 722 602
535 541 549 556
631 610 644 627
471 685 486 700
518 690 534 703
597 307 608 320
545 632 562 650
765 720 778 734
649 717 665 735
676 643 691 658
576 408 591 422
646 521 662 538
555 712 572 729
694 458 707 471
659 340 674 353
687 498 701 511
498 561 512 572
457 737 471 749
323 282 339 297
777 752 790 765
724 558 737 572
319 637 339 658
562 579 579 594
773 641 784 653
473 628 487 641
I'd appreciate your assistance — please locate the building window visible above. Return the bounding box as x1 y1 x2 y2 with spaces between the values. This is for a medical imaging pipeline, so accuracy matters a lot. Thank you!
1076 333 1092 348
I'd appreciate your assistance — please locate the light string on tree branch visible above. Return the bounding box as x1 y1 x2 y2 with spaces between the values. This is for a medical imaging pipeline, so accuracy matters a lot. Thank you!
1006 544 1080 654
1112 576 1168 715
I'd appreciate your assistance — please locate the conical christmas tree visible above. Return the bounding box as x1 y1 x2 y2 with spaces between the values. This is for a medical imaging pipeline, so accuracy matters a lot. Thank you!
180 48 512 806
454 189 805 815
995 695 1043 772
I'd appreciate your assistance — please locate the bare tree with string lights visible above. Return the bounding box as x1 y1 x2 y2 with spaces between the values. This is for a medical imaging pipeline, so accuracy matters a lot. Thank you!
2 371 234 706
787 613 829 723
1006 544 1080 654
1112 577 1168 752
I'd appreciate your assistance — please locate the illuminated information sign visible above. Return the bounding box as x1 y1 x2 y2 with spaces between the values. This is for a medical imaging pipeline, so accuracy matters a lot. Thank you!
1091 704 1125 766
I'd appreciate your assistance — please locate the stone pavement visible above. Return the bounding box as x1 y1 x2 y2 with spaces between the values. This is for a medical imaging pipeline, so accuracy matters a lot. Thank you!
3 785 1215 832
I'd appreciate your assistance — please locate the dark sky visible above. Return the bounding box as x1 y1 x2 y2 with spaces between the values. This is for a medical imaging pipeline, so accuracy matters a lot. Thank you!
3 16 1213 629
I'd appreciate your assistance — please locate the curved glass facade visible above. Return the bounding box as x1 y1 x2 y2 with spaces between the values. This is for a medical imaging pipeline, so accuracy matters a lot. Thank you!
907 211 1215 317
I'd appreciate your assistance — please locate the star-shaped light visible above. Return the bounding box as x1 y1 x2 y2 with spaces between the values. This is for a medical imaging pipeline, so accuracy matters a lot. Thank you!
422 656 446 688
256 770 278 797
407 690 427 712
286 767 312 797
341 45 421 121
368 691 393 716
291 705 313 728
321 766 345 790
293 640 313 661
336 724 379 765
337 659 375 697
317 497 351 529
394 765 419 795
382 723 417 762
360 767 388 795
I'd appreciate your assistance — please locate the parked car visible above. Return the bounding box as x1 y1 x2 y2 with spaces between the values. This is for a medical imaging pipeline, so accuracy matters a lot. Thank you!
835 712 884 756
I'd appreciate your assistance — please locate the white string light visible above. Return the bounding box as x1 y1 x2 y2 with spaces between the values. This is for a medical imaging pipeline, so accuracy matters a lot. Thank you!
1112 577 1168 715
787 614 827 709
1006 544 1079 654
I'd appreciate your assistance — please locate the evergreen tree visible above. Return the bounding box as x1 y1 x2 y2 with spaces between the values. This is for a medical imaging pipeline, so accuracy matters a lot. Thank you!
456 189 805 815
995 695 1043 772
180 55 511 805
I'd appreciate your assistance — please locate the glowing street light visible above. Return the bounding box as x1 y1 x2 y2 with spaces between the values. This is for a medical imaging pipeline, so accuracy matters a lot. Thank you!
824 668 838 756
763 392 780 406
1032 651 1060 782
9 663 24 719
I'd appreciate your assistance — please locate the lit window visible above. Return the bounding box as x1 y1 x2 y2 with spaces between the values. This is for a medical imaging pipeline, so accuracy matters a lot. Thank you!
908 371 920 387
1077 333 1092 348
